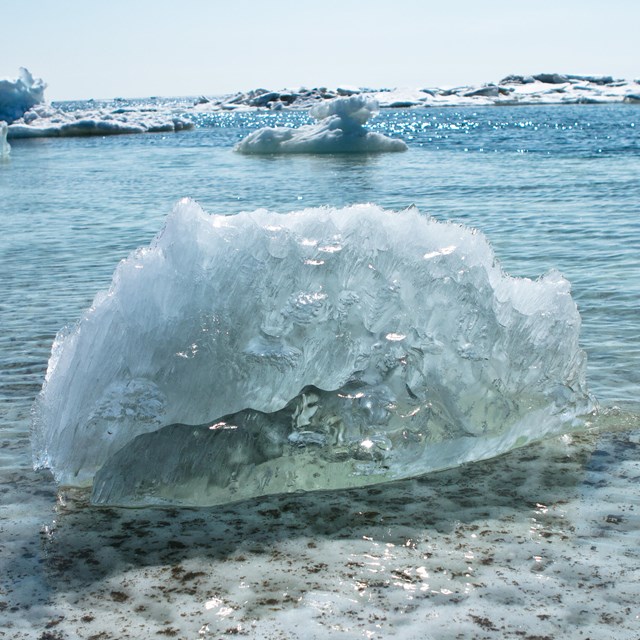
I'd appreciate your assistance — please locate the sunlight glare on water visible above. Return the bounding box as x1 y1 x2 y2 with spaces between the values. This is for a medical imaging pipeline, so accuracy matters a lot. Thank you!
1 100 639 640
1 104 638 413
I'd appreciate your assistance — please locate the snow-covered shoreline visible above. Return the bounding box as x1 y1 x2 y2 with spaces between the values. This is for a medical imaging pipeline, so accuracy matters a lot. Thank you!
5 406 640 639
2 68 639 140
208 73 640 112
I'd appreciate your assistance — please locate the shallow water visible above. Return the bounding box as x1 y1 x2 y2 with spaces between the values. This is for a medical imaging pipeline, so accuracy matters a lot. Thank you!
1 103 639 638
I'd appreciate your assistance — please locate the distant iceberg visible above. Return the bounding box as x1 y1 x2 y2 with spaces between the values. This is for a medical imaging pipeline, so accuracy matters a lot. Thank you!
0 121 10 158
0 68 46 124
33 200 592 507
235 96 407 154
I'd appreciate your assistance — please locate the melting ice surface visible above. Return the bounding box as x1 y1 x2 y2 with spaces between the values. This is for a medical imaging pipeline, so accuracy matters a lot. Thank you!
32 200 592 507
235 96 407 154
0 121 9 158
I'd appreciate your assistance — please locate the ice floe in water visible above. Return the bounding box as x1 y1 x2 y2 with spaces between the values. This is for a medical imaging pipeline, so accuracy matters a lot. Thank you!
0 68 46 123
1 68 193 138
235 96 407 154
33 200 593 506
8 103 194 138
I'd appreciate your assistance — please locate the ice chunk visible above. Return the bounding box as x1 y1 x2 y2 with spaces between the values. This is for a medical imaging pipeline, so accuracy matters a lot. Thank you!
32 200 592 506
7 104 193 138
0 68 46 124
0 121 9 158
235 96 407 154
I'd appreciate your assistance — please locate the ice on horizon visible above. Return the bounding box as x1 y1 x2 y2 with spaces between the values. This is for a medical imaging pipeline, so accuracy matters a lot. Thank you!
4 67 640 140
235 96 407 154
32 200 592 507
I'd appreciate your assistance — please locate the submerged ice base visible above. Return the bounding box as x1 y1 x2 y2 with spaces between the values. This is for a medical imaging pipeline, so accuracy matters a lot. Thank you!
235 96 407 154
33 201 592 507
0 121 10 158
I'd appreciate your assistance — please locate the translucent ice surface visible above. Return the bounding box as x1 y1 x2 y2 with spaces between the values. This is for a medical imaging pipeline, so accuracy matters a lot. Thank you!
235 96 407 154
0 121 9 157
33 200 592 506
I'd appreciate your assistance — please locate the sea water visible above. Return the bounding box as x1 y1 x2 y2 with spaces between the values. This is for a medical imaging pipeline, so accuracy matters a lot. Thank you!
1 104 639 638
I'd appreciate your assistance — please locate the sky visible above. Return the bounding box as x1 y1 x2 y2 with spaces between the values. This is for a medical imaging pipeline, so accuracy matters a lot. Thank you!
2 0 639 101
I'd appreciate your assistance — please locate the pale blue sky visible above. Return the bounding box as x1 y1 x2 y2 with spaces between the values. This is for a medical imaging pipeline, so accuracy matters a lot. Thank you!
3 0 638 101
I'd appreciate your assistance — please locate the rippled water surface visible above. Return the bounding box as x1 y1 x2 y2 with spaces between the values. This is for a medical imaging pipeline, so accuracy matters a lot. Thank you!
1 102 640 640
2 104 638 412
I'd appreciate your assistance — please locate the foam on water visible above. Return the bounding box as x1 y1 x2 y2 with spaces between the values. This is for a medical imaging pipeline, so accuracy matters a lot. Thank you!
33 200 592 506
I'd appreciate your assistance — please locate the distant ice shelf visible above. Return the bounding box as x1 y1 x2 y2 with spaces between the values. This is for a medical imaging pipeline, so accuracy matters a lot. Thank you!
1 67 193 139
235 96 407 154
210 73 640 112
4 67 640 140
32 200 593 507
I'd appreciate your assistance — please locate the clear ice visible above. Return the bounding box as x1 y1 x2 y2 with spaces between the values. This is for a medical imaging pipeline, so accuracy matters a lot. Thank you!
0 121 9 158
32 200 592 506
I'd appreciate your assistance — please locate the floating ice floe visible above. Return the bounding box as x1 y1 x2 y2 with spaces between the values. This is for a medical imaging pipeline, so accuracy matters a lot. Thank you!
235 96 407 154
1 67 193 138
7 103 194 138
0 121 10 158
0 68 46 123
33 200 593 507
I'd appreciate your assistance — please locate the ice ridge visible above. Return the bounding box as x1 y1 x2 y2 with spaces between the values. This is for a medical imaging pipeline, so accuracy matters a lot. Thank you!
0 121 10 158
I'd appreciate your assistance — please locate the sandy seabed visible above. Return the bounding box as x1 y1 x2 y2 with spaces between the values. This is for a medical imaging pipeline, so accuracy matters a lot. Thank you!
1 407 639 640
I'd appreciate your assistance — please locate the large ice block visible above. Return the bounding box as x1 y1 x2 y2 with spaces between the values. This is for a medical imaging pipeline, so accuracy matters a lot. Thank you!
32 200 592 506
0 68 46 124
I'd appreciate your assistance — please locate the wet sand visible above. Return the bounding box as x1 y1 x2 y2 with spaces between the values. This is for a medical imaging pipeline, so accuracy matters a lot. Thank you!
2 408 639 639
